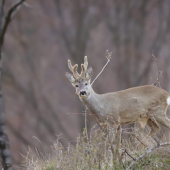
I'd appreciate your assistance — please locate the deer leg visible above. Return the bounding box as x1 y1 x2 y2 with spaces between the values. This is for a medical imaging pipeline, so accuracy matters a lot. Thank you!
149 103 170 130
155 116 170 129
115 125 122 161
147 118 160 137
115 125 121 146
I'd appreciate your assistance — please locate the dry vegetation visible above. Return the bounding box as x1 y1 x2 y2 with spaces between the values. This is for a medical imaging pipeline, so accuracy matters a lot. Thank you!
19 124 170 170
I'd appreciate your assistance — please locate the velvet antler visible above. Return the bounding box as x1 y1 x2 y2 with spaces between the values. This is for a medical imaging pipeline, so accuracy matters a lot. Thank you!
80 56 88 78
67 60 80 79
67 56 89 79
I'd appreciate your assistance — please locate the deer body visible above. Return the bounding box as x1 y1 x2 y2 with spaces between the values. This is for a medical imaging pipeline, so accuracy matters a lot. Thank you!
65 56 170 137
81 85 169 129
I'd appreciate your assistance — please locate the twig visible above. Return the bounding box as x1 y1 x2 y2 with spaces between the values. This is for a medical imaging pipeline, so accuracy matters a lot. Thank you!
151 52 162 88
126 142 170 170
0 0 5 32
91 50 112 86
133 134 147 148
84 50 112 142
23 2 33 9
0 0 25 47
124 149 136 161
153 137 160 146
84 106 89 141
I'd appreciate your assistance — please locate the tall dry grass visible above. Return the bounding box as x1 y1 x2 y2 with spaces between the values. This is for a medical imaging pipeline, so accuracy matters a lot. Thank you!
18 123 170 170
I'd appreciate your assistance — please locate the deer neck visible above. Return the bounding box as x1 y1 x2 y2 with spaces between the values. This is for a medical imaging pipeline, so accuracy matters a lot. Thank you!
80 86 104 115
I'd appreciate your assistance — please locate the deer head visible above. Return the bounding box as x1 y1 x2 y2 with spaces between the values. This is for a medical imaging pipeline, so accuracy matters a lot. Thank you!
65 56 93 98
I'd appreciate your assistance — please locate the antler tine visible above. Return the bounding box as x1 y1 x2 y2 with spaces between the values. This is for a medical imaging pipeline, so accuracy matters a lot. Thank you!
73 64 80 79
67 59 80 79
84 56 88 70
68 60 73 72
80 56 88 77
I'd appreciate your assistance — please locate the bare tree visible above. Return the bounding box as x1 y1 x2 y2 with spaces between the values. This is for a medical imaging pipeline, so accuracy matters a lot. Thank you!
0 0 25 169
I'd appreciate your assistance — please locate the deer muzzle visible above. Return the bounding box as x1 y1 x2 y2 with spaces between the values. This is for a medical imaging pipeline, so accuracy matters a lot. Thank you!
80 91 87 96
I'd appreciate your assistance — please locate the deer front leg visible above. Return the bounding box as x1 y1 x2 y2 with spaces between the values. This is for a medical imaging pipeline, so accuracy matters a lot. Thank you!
115 125 122 147
114 124 122 162
105 123 122 161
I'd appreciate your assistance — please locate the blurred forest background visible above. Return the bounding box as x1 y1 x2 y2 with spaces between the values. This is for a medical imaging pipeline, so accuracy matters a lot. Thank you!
1 0 170 166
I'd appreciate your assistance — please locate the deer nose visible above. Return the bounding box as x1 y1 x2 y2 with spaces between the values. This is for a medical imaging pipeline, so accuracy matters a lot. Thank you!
80 91 86 96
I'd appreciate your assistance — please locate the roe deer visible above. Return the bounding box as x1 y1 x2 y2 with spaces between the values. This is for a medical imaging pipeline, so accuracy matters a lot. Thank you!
65 56 170 139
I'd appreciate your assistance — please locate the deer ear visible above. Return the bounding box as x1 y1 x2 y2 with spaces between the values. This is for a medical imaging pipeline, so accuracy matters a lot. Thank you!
65 72 75 83
86 67 93 80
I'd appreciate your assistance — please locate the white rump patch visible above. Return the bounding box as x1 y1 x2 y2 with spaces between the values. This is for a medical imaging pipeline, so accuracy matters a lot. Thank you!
167 97 170 105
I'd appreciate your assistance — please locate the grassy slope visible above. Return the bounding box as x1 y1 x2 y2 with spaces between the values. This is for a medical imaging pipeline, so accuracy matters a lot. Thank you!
21 125 170 170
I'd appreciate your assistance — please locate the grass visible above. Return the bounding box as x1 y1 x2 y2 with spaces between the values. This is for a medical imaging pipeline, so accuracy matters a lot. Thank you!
19 124 170 170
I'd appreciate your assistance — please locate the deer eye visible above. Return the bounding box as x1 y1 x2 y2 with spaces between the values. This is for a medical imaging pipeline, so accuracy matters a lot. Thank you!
85 83 87 86
75 85 78 87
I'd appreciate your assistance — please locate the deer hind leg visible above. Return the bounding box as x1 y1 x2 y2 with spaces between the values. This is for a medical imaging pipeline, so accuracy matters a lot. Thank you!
147 118 160 137
155 116 170 129
149 103 170 130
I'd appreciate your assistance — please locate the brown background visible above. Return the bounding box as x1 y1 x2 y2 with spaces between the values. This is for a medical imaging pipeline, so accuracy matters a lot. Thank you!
2 0 170 165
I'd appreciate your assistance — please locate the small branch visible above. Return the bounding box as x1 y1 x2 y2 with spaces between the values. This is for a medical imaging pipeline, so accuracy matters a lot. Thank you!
84 106 89 141
91 50 112 86
133 134 147 148
126 142 170 170
153 137 160 146
23 2 33 9
85 50 112 143
124 149 136 161
151 52 162 88
0 0 5 32
0 0 25 47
